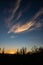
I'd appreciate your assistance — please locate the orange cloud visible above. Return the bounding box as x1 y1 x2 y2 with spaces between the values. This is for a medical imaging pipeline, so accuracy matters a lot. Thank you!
14 21 34 33
8 21 34 33
28 23 42 31
8 8 43 34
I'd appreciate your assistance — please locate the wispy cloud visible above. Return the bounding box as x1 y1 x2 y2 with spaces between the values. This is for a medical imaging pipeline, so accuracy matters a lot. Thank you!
32 8 43 21
10 36 15 38
8 8 43 34
5 0 21 27
29 22 42 31
34 22 42 28
16 11 22 20
8 21 34 33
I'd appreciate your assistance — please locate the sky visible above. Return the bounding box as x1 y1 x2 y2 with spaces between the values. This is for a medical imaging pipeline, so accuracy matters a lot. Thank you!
0 0 43 52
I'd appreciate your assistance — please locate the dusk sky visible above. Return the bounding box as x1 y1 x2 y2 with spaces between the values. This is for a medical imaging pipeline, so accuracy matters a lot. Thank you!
0 0 43 51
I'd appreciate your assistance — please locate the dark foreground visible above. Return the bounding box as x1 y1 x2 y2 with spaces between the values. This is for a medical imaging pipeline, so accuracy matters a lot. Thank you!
0 51 43 65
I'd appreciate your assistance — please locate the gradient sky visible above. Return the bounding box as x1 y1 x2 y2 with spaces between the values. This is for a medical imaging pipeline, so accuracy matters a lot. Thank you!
0 0 43 51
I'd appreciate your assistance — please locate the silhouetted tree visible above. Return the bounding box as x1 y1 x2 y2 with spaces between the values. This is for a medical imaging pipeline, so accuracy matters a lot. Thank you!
16 49 19 54
0 48 1 53
20 48 23 54
38 47 43 53
20 47 27 54
31 46 38 53
2 48 4 54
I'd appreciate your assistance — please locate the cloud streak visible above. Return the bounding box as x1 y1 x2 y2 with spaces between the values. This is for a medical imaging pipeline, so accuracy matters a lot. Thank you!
10 36 16 38
16 11 22 20
28 22 42 31
8 8 43 34
5 0 21 27
8 21 34 33
32 8 43 21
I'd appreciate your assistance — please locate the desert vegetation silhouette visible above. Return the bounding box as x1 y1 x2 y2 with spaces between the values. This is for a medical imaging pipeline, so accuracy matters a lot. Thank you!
0 46 43 65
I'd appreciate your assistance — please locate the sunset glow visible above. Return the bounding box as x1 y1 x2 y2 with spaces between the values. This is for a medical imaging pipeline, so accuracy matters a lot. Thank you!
4 49 16 54
0 0 43 65
0 0 43 51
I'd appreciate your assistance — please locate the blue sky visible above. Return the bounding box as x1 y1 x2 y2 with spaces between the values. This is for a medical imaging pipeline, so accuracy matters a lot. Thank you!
0 0 43 50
